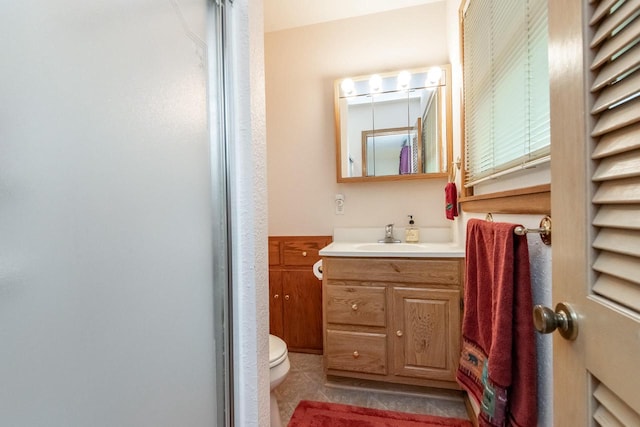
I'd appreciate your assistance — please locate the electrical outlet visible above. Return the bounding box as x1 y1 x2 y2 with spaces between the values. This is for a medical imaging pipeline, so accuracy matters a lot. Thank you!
335 194 345 215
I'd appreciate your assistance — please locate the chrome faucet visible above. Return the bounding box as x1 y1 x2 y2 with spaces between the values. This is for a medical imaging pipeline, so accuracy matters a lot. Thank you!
378 223 401 243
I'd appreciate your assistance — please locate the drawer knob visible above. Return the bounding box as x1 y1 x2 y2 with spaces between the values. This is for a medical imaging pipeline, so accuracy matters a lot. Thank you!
351 303 358 311
284 295 290 301
352 350 359 359
273 294 279 299
302 251 307 256
396 330 403 337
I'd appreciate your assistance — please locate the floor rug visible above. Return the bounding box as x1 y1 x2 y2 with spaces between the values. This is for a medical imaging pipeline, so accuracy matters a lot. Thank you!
288 400 473 427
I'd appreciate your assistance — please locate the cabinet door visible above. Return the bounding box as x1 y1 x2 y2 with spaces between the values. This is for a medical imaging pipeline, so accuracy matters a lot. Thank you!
392 287 460 382
269 270 284 339
283 270 323 352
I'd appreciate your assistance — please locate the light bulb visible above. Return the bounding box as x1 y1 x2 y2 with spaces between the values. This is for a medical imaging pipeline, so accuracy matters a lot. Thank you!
369 74 382 92
426 67 443 86
341 78 355 95
397 71 411 89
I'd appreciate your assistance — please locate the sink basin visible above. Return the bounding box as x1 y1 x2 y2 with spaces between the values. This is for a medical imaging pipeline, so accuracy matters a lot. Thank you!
319 241 465 258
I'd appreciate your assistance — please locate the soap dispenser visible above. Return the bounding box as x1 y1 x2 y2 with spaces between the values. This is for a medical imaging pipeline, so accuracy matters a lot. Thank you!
405 215 420 243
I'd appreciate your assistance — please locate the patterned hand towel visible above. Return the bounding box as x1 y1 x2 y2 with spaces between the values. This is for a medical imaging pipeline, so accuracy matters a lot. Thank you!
457 219 537 427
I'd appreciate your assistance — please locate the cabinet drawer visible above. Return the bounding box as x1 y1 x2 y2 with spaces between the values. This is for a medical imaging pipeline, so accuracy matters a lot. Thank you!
324 258 462 286
326 285 386 327
283 239 328 266
326 330 387 375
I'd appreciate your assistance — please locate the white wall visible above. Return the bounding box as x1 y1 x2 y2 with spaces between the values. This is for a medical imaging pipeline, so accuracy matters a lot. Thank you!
265 3 453 236
232 0 270 425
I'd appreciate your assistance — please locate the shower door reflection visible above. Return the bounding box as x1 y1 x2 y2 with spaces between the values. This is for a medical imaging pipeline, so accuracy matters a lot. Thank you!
362 121 421 177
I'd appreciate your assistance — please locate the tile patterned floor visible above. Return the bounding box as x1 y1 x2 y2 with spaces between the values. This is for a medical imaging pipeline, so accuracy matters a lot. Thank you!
274 352 470 425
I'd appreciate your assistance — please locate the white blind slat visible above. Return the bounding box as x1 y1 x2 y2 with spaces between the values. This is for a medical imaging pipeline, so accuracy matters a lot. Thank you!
464 154 549 188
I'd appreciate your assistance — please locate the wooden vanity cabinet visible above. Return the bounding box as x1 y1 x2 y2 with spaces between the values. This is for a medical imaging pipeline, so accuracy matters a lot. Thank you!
322 257 463 389
269 236 332 354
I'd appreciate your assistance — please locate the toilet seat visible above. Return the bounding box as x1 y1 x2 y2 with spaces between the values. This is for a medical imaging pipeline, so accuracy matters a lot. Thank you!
269 334 288 368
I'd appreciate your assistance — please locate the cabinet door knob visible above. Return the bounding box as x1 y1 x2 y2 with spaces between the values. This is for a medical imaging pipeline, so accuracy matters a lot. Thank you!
396 330 403 337
351 303 358 311
302 251 307 256
273 294 279 299
284 294 290 301
352 350 359 359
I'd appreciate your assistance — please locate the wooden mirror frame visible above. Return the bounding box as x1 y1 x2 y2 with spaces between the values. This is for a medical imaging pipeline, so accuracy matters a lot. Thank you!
334 65 453 183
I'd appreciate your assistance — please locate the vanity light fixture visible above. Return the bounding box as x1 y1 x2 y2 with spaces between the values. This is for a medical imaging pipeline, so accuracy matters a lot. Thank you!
369 74 382 92
340 78 355 96
426 67 443 86
397 70 411 90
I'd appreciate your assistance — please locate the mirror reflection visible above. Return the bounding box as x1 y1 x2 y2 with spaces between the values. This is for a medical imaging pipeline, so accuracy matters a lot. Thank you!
335 65 451 182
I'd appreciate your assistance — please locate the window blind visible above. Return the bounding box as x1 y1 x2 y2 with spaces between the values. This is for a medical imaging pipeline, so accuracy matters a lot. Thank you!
463 0 550 187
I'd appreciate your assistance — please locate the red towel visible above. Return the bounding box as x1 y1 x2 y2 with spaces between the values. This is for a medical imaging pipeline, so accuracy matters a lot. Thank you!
445 182 458 220
456 219 537 427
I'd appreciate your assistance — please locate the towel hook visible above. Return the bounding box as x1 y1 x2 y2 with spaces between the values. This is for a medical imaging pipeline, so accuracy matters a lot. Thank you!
449 157 461 182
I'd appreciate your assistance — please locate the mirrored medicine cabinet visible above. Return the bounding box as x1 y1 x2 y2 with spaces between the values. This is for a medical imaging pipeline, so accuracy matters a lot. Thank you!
334 65 452 183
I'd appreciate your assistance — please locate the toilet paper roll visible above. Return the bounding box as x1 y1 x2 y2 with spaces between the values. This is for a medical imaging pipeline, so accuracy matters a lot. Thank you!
312 260 323 280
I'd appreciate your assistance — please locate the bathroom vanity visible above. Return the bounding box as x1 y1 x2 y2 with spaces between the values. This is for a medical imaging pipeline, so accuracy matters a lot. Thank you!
320 242 464 390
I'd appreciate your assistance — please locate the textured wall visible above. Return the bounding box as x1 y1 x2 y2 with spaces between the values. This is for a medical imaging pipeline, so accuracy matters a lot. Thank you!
265 3 452 236
231 0 270 425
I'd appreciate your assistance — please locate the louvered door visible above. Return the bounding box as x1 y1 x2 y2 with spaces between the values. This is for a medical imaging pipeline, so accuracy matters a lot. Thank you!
550 0 640 425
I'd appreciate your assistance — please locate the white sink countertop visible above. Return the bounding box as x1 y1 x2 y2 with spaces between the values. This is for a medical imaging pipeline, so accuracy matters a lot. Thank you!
319 227 464 258
319 241 465 258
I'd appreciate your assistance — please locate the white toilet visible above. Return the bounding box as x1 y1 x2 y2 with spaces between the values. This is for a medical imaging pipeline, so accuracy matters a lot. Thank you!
269 334 290 427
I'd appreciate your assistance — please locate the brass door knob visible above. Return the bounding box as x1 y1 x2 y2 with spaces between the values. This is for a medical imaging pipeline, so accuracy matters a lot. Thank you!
533 302 578 340
284 294 290 301
352 350 359 358
302 251 307 256
273 294 279 299
351 303 358 311
396 330 403 337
